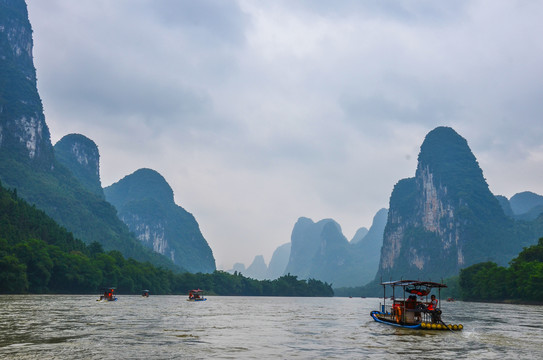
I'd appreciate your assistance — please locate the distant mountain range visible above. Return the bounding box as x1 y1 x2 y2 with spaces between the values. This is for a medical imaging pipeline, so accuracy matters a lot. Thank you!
231 209 388 287
508 192 543 221
281 209 388 287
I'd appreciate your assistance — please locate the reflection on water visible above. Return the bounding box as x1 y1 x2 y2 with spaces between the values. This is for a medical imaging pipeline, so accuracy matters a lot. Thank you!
1 295 542 359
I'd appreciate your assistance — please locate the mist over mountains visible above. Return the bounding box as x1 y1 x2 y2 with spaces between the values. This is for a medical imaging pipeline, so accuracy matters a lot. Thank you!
231 210 388 287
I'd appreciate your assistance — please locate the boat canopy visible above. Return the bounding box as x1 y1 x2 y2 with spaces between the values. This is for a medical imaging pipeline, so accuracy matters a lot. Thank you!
380 280 447 288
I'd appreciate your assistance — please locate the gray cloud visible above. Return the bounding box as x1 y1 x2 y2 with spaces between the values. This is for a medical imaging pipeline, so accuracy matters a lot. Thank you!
146 0 249 45
27 0 543 269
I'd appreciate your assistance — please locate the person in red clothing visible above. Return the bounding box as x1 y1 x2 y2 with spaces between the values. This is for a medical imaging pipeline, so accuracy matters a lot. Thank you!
428 295 438 311
427 295 441 323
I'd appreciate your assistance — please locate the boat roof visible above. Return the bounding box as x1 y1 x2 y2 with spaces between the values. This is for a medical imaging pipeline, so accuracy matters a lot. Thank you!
380 280 447 288
189 289 203 292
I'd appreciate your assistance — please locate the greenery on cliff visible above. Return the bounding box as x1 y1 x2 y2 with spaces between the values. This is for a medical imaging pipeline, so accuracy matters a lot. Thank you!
1 0 178 271
459 235 543 303
0 181 332 296
378 127 542 282
104 168 216 273
0 157 178 270
54 134 104 199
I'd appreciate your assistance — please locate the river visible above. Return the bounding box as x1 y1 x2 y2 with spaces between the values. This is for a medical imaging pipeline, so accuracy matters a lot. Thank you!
1 295 542 359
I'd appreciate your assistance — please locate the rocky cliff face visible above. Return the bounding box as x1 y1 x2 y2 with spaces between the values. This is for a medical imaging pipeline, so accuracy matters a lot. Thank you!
54 134 103 198
0 0 181 271
377 127 524 280
104 168 216 273
0 0 54 168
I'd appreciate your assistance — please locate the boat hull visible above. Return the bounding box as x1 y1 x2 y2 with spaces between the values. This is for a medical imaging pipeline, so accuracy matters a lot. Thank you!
370 311 421 329
370 311 463 331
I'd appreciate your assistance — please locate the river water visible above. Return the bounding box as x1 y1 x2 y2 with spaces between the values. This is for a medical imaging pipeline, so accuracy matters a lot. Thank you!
1 295 542 359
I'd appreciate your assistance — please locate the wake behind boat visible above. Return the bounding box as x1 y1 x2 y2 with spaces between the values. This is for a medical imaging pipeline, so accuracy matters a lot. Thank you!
187 289 206 302
370 280 463 331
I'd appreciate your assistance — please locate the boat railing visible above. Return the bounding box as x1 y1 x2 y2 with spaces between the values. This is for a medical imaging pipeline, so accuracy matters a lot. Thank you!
380 302 441 324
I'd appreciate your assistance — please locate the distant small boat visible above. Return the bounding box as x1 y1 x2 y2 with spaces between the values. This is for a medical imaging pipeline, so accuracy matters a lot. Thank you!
142 290 150 297
447 297 455 302
187 289 206 302
97 287 117 302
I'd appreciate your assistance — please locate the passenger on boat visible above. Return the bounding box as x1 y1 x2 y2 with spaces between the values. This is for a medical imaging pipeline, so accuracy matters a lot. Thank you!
428 295 437 311
405 296 420 322
405 295 418 324
427 295 441 323
406 296 416 310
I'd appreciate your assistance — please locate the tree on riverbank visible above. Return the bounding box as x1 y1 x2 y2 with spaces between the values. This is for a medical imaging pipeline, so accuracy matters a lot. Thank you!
459 237 543 303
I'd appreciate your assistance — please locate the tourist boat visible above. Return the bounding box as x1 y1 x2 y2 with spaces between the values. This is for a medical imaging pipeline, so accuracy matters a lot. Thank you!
187 289 206 301
142 290 150 297
97 287 117 302
370 280 463 331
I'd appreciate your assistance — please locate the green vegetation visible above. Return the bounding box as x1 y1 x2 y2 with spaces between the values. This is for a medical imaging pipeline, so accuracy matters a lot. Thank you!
54 134 104 198
378 127 543 282
2 1 179 272
459 237 543 303
0 157 179 271
103 169 216 273
0 181 332 296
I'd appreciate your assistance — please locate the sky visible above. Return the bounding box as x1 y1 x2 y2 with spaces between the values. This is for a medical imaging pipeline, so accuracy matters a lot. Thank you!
25 0 543 270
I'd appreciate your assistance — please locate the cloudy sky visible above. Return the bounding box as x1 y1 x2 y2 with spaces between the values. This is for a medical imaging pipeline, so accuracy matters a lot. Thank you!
26 0 543 269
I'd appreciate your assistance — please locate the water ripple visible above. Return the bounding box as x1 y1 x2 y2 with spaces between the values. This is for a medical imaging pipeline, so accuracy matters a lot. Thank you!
1 295 543 359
